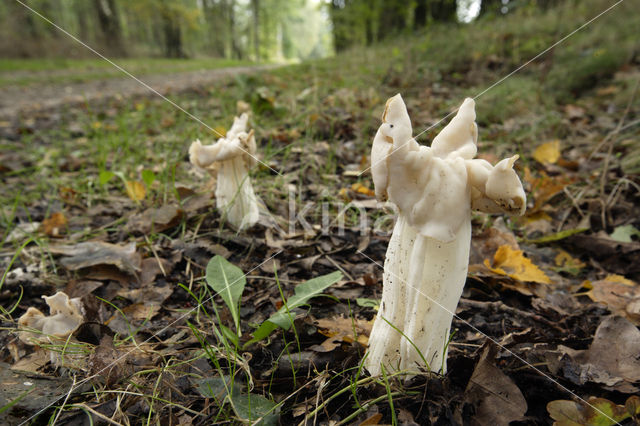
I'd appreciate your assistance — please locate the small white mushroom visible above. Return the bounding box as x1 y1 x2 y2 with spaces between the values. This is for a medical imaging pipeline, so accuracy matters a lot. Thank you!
366 95 526 376
18 291 84 345
189 113 259 230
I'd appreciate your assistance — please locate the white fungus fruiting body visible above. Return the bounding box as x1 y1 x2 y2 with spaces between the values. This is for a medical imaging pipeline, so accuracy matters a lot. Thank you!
18 291 84 345
366 95 525 376
189 113 259 230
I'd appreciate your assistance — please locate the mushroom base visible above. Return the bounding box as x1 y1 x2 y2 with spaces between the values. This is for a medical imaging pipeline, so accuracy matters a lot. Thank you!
365 215 471 376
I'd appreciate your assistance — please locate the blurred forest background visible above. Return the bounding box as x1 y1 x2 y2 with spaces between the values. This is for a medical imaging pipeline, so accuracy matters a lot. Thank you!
0 0 562 62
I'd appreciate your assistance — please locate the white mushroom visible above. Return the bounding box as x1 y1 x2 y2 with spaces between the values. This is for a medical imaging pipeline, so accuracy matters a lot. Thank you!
18 291 84 345
366 95 525 376
189 113 259 230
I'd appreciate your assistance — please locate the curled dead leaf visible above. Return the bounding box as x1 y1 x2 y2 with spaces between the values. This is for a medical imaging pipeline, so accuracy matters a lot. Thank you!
484 245 552 284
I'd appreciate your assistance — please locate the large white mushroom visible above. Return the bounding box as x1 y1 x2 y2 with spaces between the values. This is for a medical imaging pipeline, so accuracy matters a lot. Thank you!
189 113 259 230
366 95 525 375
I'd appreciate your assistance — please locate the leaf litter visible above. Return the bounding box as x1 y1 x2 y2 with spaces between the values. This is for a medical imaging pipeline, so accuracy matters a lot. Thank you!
1 20 640 426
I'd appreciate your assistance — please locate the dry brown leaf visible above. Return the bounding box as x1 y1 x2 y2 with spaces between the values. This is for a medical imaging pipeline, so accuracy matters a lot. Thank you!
586 275 640 324
557 316 640 393
42 212 67 237
533 140 561 164
125 180 146 201
313 315 372 349
484 245 552 284
51 241 142 275
358 413 383 425
464 341 527 425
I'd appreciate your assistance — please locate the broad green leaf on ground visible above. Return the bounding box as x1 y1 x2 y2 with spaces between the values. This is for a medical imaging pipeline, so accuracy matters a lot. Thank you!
547 396 640 426
141 169 156 187
231 392 279 426
205 255 246 333
245 271 342 346
194 375 240 404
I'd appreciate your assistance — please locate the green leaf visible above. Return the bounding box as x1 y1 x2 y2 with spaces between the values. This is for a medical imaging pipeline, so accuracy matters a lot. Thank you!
610 225 640 243
98 170 115 185
141 169 156 187
547 396 637 426
231 392 279 425
356 297 380 309
525 227 589 244
194 375 239 404
205 255 246 334
220 324 240 347
245 271 342 347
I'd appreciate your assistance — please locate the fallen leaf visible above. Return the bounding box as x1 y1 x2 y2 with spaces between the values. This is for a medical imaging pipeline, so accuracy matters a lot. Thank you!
41 212 67 237
554 250 586 275
313 315 372 350
464 341 527 425
548 395 640 426
586 275 640 324
88 335 133 387
125 180 146 201
524 169 576 212
350 182 375 197
610 224 640 243
359 413 383 425
485 245 552 284
126 205 184 234
51 241 142 275
533 140 561 164
557 316 640 393
3 222 40 243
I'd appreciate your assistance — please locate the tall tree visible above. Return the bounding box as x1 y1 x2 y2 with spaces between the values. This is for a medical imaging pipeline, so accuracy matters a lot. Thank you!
93 0 126 55
251 0 260 61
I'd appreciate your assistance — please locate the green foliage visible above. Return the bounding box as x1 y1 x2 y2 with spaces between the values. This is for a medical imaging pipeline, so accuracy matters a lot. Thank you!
195 376 279 425
245 271 342 347
205 255 246 334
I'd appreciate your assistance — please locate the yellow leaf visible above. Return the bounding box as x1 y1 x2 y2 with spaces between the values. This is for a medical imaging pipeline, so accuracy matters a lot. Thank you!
603 274 635 286
351 182 375 197
533 140 561 164
213 126 226 137
125 180 146 201
554 250 585 271
91 121 103 130
484 245 552 284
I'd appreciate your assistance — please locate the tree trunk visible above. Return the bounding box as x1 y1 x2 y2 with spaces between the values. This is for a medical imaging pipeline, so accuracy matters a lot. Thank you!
414 0 429 28
251 0 260 61
162 13 184 58
93 0 125 55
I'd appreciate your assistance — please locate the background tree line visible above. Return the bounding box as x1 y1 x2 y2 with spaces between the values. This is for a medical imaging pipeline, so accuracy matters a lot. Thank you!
0 0 565 61
0 0 332 61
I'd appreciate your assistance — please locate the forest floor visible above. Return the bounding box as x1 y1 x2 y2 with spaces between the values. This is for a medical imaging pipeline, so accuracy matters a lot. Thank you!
1 0 640 425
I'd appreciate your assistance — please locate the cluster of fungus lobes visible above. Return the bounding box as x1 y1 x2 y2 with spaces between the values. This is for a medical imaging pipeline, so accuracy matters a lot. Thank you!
189 112 260 230
366 94 526 376
18 291 84 364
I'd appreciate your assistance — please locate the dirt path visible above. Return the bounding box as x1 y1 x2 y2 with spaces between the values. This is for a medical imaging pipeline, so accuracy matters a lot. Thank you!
0 64 277 119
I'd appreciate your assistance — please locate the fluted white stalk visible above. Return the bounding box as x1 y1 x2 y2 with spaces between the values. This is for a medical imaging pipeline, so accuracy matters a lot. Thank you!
366 95 525 375
189 113 259 230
